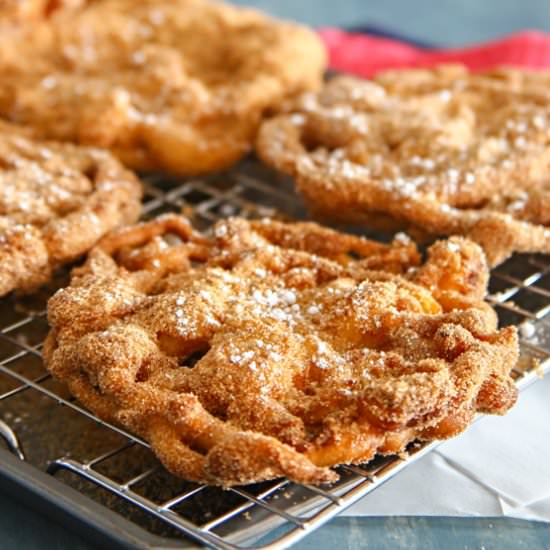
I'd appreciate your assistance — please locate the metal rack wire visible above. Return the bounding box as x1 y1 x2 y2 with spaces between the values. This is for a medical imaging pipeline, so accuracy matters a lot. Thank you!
0 159 548 549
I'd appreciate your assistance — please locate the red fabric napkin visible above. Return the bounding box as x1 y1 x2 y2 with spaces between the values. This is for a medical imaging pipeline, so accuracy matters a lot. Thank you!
318 28 550 77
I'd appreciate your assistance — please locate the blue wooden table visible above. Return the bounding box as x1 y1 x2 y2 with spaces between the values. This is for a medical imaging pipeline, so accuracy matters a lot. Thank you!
2 1 550 548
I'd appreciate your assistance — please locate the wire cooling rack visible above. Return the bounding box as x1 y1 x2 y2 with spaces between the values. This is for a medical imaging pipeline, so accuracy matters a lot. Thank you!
0 158 549 549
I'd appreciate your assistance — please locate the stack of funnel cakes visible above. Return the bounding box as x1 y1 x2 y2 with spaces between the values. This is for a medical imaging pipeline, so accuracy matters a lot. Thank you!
0 4 527 489
257 65 550 265
0 122 141 296
0 0 326 175
44 215 518 485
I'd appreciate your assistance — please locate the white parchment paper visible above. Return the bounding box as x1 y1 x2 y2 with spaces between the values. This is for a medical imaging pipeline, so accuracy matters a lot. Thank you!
343 374 550 521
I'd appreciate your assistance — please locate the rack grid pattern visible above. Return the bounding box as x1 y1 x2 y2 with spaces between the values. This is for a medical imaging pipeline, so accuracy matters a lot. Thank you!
0 160 548 549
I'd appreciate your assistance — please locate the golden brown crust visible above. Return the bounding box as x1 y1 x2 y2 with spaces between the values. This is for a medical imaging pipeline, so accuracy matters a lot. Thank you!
257 65 550 266
0 121 142 296
0 0 326 175
44 214 518 486
0 0 85 22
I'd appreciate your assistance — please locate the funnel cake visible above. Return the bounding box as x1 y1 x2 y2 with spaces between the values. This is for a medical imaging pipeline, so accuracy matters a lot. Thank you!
257 65 550 266
0 0 326 175
0 122 141 296
44 214 518 486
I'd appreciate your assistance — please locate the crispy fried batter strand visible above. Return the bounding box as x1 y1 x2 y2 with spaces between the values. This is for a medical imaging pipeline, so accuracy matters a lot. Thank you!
0 0 326 175
257 65 550 265
0 121 141 296
44 214 518 486
0 0 83 22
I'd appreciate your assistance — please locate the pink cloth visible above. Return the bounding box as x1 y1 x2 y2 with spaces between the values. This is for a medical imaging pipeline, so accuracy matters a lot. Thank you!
318 28 550 77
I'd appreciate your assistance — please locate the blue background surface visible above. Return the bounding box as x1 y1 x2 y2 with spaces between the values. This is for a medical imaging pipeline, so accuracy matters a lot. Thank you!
232 0 550 46
2 1 550 548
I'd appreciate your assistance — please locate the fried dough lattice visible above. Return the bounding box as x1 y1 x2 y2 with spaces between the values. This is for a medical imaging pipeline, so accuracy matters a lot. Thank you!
0 0 326 175
257 65 550 265
44 214 518 486
0 121 142 296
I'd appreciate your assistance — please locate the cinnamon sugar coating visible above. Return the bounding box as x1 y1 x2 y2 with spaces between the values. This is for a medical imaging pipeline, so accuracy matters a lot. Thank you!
257 65 550 265
0 0 326 175
44 214 518 486
0 122 142 296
